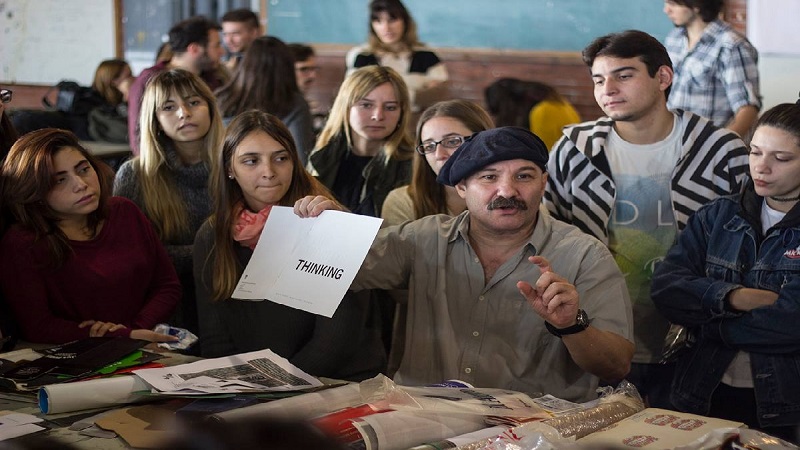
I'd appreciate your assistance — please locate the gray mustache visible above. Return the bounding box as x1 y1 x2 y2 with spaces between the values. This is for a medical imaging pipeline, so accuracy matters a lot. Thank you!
487 196 528 210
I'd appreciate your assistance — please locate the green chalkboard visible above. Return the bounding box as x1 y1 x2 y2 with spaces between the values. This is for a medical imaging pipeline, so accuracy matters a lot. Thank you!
267 0 674 51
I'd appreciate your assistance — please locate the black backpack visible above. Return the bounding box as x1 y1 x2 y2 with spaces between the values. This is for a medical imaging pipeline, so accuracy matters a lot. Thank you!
42 80 103 116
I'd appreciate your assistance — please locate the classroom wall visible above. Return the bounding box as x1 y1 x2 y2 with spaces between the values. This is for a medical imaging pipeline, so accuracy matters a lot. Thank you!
6 0 797 125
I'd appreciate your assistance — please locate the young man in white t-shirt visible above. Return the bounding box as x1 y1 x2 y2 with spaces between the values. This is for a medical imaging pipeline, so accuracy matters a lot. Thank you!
544 29 748 409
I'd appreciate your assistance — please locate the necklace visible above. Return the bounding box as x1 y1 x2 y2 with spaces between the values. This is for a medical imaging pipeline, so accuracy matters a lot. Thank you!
769 195 800 202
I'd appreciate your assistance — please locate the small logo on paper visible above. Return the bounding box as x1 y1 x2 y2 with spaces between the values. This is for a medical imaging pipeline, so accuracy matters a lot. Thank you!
670 418 705 431
644 414 678 426
623 435 658 447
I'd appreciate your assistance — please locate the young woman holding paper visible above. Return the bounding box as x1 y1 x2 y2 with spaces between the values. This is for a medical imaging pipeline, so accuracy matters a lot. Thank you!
193 110 386 380
0 129 180 344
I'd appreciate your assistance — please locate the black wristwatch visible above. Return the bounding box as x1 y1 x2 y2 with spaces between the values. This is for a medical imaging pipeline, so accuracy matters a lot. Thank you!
545 309 590 337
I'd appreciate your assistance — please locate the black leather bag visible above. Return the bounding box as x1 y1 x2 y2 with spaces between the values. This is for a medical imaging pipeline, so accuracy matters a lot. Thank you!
42 80 103 116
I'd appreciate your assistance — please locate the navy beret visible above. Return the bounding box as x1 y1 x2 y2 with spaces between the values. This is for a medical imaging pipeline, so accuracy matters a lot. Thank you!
436 126 549 186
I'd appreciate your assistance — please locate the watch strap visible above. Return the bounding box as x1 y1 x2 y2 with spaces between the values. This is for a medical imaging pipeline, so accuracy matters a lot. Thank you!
545 310 589 337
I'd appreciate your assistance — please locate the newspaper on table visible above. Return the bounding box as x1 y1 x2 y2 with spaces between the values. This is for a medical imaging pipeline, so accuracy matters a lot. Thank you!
133 349 322 395
231 206 382 318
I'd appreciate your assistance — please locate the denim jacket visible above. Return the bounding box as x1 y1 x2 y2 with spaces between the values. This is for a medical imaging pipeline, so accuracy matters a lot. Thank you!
651 181 800 428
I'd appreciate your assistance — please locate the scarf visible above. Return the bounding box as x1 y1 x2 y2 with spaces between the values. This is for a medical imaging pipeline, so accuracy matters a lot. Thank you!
232 203 273 250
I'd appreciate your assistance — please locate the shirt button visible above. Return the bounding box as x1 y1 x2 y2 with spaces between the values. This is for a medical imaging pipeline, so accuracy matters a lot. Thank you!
474 257 479 263
473 331 480 337
478 295 485 301
464 368 472 374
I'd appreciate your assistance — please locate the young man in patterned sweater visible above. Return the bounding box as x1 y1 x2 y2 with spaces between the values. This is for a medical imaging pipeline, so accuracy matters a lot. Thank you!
544 29 749 410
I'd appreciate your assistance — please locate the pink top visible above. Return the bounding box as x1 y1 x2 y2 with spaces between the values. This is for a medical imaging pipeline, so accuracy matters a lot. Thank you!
0 197 181 344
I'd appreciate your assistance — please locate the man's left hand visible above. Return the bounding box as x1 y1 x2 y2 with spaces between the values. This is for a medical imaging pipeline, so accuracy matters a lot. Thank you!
517 255 579 327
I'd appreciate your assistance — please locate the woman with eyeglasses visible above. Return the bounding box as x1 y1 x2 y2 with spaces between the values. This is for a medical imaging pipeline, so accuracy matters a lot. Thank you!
0 88 19 161
379 99 493 375
382 100 494 226
308 65 413 218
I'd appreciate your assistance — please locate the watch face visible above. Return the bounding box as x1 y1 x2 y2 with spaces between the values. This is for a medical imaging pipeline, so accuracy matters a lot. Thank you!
576 309 590 327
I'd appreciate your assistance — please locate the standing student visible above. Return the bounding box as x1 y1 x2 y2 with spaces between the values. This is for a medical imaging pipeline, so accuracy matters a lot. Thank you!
651 101 800 443
127 16 225 155
663 0 761 137
216 36 315 164
193 110 385 380
114 69 224 335
220 8 261 72
308 65 413 218
544 30 748 408
381 99 493 375
346 0 448 113
0 129 180 344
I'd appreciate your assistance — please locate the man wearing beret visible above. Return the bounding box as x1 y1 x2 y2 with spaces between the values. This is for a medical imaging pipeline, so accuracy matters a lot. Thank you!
544 30 748 408
298 126 634 402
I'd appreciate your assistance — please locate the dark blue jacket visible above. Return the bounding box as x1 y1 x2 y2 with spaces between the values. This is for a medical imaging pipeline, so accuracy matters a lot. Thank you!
651 180 800 428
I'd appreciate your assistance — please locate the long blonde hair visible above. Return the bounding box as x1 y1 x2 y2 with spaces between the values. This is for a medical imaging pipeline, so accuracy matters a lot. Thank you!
315 65 413 160
136 69 224 241
207 110 334 301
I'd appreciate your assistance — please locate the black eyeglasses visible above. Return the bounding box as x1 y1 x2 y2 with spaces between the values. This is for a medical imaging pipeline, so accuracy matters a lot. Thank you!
0 89 11 104
416 135 467 155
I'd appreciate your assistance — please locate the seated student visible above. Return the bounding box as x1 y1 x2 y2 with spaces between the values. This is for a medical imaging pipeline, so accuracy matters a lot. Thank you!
346 0 448 114
380 99 494 374
114 69 223 335
88 59 134 144
651 101 800 443
308 65 414 218
299 126 634 402
382 99 494 225
288 43 327 137
0 129 180 344
216 36 315 164
484 78 580 150
193 110 385 380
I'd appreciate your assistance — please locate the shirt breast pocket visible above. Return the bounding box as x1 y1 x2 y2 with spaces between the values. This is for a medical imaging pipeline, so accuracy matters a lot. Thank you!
684 57 717 87
705 256 742 284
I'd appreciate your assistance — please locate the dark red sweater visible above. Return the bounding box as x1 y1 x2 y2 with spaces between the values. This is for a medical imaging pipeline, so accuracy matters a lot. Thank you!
0 197 181 344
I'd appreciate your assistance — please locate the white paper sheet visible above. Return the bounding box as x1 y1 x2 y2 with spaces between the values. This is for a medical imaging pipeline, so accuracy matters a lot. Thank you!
133 349 322 395
232 207 382 317
0 412 45 441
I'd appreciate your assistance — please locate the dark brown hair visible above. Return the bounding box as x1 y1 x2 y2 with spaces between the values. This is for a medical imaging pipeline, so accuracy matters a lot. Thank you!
206 110 333 301
0 129 113 266
216 36 300 118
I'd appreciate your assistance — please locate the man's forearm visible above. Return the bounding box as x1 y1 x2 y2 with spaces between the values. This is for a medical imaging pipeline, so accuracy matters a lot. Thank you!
727 105 759 138
562 327 634 383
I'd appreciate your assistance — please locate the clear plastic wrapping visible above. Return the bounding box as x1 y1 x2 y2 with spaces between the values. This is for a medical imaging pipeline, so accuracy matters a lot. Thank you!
540 381 644 440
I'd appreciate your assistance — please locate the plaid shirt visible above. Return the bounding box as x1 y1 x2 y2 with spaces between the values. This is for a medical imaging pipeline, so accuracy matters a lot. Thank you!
665 19 761 128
